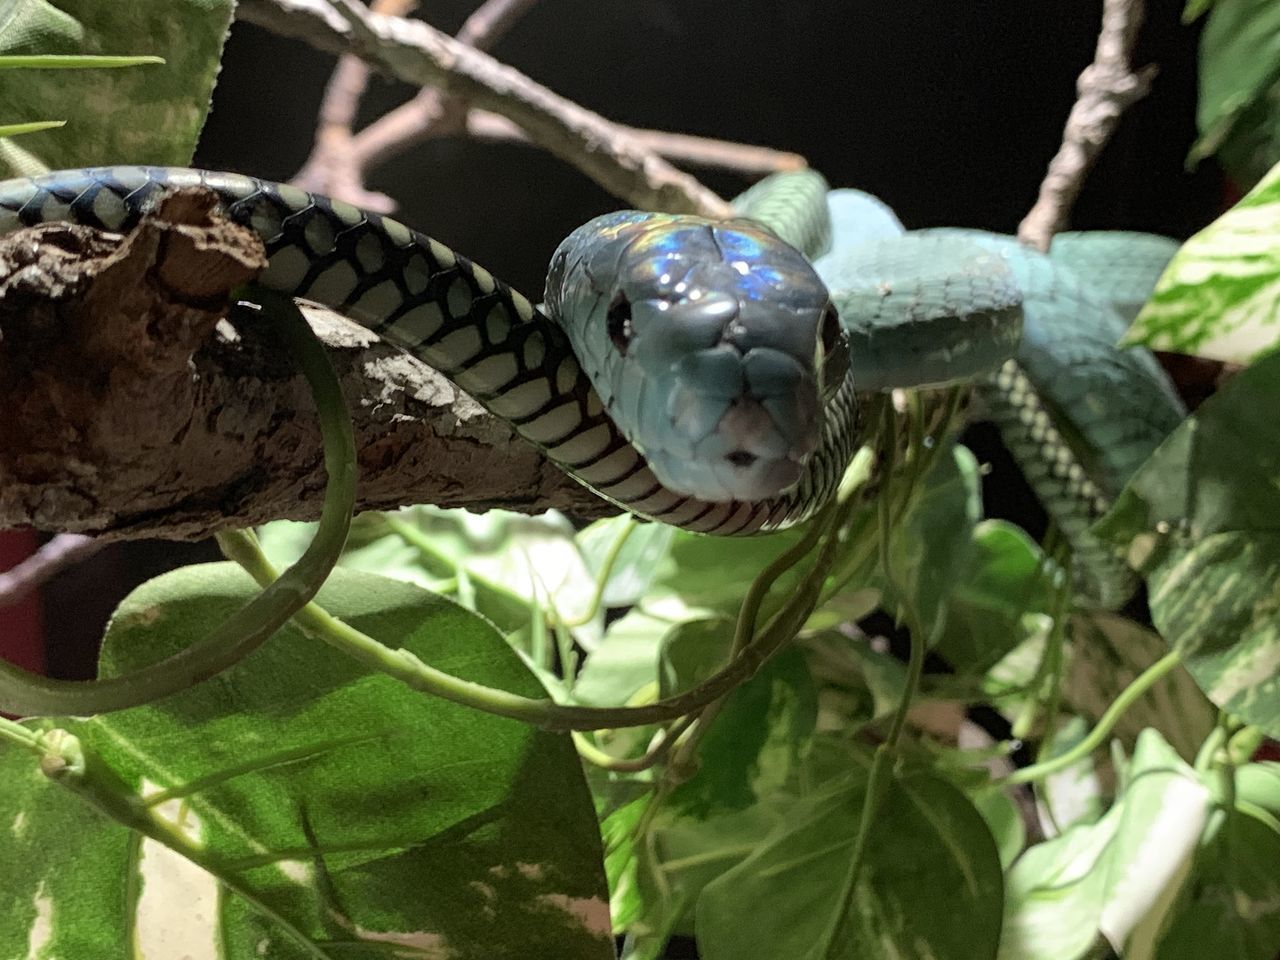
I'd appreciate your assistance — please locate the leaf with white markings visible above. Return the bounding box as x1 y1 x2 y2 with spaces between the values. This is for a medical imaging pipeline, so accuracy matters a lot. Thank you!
1097 352 1280 735
998 730 1212 960
1155 808 1280 959
0 564 612 959
696 767 1003 960
1124 159 1280 364
0 0 233 171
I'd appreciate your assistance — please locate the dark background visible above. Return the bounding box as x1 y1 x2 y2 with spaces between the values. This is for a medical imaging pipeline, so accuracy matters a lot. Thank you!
16 3 1221 701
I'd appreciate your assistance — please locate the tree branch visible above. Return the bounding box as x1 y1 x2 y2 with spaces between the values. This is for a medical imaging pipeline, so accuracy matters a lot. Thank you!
236 0 735 216
0 534 103 607
1017 0 1155 250
289 0 418 212
0 195 606 541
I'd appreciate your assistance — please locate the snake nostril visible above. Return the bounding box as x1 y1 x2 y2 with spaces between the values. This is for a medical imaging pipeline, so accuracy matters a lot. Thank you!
725 450 758 469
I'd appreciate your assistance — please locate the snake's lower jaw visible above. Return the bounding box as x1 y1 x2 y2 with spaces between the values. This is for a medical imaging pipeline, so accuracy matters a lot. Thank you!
645 446 808 504
644 395 817 503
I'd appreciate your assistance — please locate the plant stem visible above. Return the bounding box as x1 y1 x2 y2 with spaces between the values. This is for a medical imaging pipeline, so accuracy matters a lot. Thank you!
35 729 329 959
0 290 356 716
1000 649 1184 786
222 447 876 733
0 55 165 69
561 517 636 627
0 716 43 754
573 713 698 772
818 402 934 959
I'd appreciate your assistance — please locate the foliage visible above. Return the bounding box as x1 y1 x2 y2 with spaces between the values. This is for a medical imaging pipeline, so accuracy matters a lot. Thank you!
2 5 1280 960
0 565 612 959
1190 0 1280 188
1125 159 1280 364
1098 351 1280 736
0 0 232 173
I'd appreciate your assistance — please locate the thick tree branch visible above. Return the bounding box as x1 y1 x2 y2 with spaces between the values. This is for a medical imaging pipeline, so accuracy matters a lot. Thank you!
0 196 607 541
1018 0 1155 250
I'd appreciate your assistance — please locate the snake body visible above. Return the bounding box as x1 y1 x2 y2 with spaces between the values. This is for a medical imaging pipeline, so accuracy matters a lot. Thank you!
0 166 1183 607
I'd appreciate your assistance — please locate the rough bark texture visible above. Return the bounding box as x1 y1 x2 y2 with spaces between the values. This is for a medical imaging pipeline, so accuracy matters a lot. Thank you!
0 190 609 542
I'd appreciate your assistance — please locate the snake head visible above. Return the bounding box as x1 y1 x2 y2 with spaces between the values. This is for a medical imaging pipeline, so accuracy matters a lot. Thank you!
546 211 848 503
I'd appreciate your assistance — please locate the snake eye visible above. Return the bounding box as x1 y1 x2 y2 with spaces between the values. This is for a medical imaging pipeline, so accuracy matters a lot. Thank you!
819 302 850 400
607 291 633 355
819 303 843 357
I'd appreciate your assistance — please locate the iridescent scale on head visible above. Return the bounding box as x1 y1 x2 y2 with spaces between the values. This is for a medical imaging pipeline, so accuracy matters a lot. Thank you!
544 211 849 503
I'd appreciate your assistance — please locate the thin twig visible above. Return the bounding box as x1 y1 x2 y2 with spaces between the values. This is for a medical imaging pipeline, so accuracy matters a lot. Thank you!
237 0 735 216
292 0 531 208
354 103 808 180
0 534 103 608
290 0 417 211
1017 0 1155 250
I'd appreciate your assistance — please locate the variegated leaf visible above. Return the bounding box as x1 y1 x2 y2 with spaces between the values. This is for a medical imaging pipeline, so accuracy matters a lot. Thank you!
1123 160 1280 364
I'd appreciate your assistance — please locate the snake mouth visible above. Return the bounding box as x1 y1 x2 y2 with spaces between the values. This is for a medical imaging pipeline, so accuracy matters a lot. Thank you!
643 392 814 503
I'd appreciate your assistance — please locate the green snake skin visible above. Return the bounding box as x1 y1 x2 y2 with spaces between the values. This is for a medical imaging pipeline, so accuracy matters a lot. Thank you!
919 227 1185 607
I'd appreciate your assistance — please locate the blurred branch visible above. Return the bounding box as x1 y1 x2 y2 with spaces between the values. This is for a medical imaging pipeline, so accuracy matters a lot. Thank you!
289 0 418 211
355 107 807 181
270 0 801 214
1018 0 1156 250
0 535 102 607
237 0 737 216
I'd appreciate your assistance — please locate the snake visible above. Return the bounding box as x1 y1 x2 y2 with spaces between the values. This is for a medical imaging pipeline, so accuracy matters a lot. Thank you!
0 166 1184 605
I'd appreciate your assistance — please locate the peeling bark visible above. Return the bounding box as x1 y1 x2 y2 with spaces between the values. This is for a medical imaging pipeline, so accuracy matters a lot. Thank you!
0 189 608 541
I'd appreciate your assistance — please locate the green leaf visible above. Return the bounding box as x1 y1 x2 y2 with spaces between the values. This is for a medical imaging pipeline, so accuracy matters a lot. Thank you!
1183 0 1220 23
632 798 793 950
261 507 602 642
883 444 982 638
998 730 1212 960
935 520 1056 676
664 644 818 817
597 640 817 951
577 516 675 610
1066 612 1217 760
1096 352 1280 735
0 118 62 137
696 769 1003 960
804 630 909 729
970 787 1027 870
1124 159 1280 363
1155 809 1280 959
0 563 612 959
1236 760 1280 814
648 524 809 616
1191 0 1280 188
0 0 233 170
573 598 717 709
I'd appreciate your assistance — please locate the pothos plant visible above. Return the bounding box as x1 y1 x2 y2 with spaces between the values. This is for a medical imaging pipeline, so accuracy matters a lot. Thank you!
0 2 1279 959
